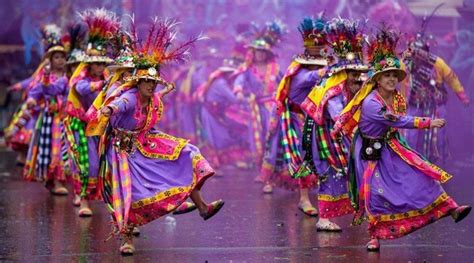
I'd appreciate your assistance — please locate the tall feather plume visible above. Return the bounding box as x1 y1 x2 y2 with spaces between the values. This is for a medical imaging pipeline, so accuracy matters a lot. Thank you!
368 24 401 66
78 8 121 49
131 17 204 68
62 21 88 53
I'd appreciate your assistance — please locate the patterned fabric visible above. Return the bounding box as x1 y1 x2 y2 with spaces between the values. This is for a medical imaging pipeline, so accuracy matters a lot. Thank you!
36 111 53 180
69 117 90 196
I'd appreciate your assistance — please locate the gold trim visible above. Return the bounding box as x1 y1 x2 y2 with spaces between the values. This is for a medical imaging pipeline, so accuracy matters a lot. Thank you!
368 192 451 222
135 133 188 160
318 193 349 202
131 154 205 209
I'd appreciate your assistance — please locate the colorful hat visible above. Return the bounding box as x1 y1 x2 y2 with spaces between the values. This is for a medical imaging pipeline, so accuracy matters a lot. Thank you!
78 8 120 63
294 16 328 66
367 26 406 82
326 18 368 75
63 22 88 64
107 32 135 71
124 17 204 83
41 24 66 58
247 20 286 52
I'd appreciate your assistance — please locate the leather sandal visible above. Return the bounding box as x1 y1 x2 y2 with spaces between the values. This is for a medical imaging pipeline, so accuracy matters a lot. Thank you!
120 242 135 256
172 201 197 215
366 239 380 251
316 220 342 232
298 203 319 217
200 200 225 221
452 205 472 223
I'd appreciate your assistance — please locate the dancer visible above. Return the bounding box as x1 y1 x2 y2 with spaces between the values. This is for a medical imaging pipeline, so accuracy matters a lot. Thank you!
233 20 285 168
333 26 471 251
90 18 224 255
402 24 469 164
65 8 120 216
23 24 69 194
259 17 328 217
300 18 368 230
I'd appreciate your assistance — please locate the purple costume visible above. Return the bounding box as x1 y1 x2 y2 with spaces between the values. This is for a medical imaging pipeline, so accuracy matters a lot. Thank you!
349 90 458 239
102 88 215 230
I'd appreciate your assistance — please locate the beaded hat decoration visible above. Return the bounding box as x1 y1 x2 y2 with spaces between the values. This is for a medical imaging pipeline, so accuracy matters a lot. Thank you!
78 8 121 63
326 17 368 75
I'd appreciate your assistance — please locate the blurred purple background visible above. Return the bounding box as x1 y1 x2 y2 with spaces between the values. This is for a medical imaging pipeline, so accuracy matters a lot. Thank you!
0 0 472 162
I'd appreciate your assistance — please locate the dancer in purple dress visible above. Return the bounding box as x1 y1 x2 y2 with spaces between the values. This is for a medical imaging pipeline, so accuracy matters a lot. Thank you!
300 18 369 231
197 57 250 169
259 17 329 216
333 26 471 251
65 8 120 216
233 20 285 167
90 18 224 256
23 24 70 194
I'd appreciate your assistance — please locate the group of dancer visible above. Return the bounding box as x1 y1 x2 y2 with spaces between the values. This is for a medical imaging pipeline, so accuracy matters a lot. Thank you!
3 7 471 255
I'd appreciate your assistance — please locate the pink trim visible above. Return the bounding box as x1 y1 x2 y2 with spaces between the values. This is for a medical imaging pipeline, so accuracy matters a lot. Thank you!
300 84 343 125
388 138 451 182
319 197 354 218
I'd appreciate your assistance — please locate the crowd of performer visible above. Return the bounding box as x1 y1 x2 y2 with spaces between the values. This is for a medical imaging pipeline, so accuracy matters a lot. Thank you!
3 7 471 255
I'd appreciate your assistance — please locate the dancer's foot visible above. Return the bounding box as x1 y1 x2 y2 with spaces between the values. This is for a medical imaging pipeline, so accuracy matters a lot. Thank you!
366 238 380 251
120 240 135 256
199 200 225 221
50 183 69 196
72 195 81 207
316 219 342 232
452 205 472 223
262 184 273 194
132 227 140 237
298 201 318 217
254 175 265 183
172 201 197 215
78 200 93 217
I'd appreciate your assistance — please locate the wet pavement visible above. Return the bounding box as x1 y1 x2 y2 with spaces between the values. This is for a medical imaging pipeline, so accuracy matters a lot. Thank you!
0 149 473 262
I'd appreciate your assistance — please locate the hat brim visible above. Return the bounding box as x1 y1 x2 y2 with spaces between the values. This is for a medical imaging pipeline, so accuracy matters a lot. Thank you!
84 56 113 63
246 44 273 52
329 64 369 75
124 75 166 84
370 67 406 82
43 46 67 59
107 65 135 71
294 55 327 66
218 66 236 72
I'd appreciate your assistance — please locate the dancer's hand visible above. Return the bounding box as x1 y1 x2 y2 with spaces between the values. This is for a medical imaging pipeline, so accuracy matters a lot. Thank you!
430 118 446 128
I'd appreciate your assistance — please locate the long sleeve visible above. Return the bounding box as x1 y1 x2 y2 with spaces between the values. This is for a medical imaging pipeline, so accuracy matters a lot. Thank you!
233 73 245 94
326 96 344 123
435 57 468 103
362 97 431 129
27 82 43 101
76 79 104 96
108 91 135 115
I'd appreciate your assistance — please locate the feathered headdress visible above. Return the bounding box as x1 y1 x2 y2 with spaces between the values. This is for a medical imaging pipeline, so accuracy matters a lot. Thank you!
78 8 121 63
330 25 407 137
294 15 328 66
107 30 135 71
248 20 286 51
367 25 405 81
41 24 66 58
124 16 204 82
326 17 368 75
62 21 88 64
410 3 443 51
